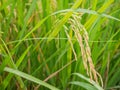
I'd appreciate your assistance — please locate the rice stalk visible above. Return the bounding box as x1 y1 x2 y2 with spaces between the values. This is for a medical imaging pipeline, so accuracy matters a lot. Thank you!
64 27 77 61
68 12 103 86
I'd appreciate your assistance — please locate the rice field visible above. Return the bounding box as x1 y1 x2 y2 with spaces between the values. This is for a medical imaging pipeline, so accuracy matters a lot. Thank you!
0 0 120 90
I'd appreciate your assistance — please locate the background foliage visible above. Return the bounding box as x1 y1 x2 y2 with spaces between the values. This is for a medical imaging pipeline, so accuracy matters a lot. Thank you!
0 0 120 90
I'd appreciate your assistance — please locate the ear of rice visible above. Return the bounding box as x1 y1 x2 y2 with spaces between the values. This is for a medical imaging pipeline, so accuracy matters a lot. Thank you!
68 13 103 86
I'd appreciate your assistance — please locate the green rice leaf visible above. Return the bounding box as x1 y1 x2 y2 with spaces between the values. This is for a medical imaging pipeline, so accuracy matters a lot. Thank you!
72 73 104 90
70 81 97 90
4 67 59 90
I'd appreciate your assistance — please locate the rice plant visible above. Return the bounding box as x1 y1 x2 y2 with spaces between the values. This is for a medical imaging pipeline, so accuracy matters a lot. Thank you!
0 0 120 90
